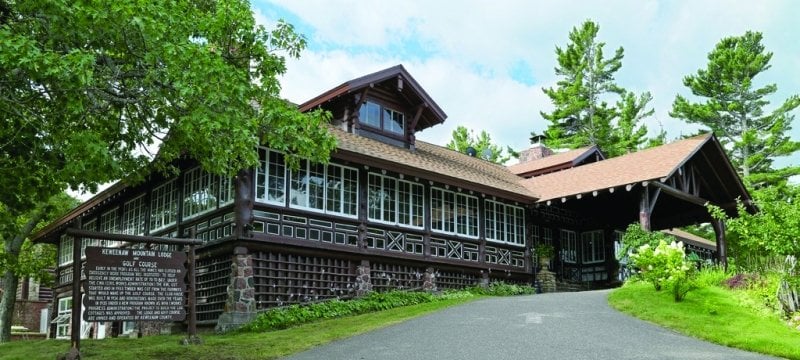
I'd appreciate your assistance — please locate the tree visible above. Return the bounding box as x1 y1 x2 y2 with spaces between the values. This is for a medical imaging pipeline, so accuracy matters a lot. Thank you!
608 91 653 157
446 126 516 164
0 193 77 342
0 1 336 342
671 31 800 188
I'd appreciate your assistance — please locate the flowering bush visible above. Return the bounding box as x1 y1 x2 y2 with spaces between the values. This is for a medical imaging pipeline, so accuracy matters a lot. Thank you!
631 240 697 301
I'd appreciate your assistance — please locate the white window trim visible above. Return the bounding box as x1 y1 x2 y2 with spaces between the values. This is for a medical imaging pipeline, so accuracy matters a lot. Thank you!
55 297 72 339
58 235 74 266
581 230 606 264
182 167 232 220
149 179 178 233
430 187 479 239
255 147 287 206
484 200 526 247
289 161 359 218
122 194 147 236
367 173 424 229
561 229 578 264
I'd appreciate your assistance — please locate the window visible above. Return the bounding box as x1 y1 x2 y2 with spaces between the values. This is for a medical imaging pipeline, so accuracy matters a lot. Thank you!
485 200 525 246
255 148 286 204
123 195 146 236
59 235 74 266
368 173 424 228
81 218 102 258
150 180 178 232
561 229 577 263
290 160 358 217
431 187 478 238
582 230 605 264
183 167 234 219
99 208 123 248
54 297 72 339
359 101 405 135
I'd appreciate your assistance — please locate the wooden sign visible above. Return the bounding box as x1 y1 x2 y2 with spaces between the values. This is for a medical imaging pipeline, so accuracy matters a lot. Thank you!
83 247 187 322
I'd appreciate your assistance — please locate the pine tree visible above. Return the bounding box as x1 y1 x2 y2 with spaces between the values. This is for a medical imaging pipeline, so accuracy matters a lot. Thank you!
671 31 800 187
446 126 515 164
540 20 625 153
608 91 653 157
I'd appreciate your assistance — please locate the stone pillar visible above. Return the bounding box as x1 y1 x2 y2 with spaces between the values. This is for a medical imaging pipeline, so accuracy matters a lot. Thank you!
215 247 257 333
537 269 557 293
422 267 436 291
480 270 490 288
355 260 372 297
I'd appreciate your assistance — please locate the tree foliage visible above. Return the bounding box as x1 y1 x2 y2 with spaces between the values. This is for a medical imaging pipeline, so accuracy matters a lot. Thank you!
671 31 800 188
539 20 654 157
446 125 516 164
0 0 336 342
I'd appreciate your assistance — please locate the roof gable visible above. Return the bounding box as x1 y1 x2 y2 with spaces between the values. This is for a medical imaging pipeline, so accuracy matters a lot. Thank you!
299 65 447 133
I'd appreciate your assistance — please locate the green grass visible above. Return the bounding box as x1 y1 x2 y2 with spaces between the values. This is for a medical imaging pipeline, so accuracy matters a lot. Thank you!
0 296 478 360
609 281 800 359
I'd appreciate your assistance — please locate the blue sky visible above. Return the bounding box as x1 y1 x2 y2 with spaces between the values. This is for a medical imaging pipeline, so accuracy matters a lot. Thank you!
252 0 800 170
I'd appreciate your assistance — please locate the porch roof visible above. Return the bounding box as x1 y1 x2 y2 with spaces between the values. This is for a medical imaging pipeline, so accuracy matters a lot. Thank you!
508 146 602 178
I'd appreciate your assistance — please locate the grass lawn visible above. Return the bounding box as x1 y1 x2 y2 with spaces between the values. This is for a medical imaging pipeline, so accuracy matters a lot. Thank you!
609 281 800 359
0 296 478 360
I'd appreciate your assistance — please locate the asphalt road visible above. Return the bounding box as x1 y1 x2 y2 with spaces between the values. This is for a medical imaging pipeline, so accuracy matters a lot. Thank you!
286 290 778 360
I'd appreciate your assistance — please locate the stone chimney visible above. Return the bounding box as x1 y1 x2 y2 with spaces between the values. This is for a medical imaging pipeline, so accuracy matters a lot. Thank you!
518 143 553 163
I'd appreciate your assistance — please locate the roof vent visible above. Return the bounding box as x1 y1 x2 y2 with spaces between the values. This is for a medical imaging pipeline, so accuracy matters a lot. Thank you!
465 147 477 157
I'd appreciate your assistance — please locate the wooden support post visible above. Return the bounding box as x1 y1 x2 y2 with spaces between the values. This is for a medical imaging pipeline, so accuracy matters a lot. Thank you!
711 219 728 270
187 228 198 341
639 187 651 231
69 218 82 358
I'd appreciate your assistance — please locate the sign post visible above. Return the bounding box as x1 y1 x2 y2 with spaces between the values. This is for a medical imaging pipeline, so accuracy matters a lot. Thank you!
62 228 202 359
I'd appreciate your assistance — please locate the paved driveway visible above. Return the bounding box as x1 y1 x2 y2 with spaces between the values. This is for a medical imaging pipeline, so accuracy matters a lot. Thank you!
286 290 777 360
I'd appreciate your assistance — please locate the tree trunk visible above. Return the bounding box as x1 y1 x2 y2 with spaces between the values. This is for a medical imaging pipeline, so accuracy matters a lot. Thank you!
0 269 19 343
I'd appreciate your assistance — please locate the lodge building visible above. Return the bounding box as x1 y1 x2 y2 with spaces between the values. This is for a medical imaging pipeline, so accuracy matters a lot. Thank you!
32 65 754 337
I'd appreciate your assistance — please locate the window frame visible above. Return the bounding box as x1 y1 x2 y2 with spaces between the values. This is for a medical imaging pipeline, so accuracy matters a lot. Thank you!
581 230 606 264
358 100 406 135
367 172 424 229
484 200 526 246
122 194 147 236
150 179 178 233
55 297 72 339
255 147 287 205
289 160 359 218
430 187 479 238
561 229 577 263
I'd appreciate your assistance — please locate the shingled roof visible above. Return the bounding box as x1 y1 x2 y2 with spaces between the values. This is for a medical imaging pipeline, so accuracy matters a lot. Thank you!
520 134 712 202
329 126 537 202
508 146 601 177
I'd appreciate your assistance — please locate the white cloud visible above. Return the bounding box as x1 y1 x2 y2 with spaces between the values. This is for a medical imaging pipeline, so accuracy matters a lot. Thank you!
260 0 800 168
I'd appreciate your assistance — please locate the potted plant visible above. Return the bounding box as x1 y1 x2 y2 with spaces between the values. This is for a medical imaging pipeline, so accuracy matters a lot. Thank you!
533 243 555 267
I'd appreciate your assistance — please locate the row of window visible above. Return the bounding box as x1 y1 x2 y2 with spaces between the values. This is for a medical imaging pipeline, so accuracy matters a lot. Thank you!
557 229 606 264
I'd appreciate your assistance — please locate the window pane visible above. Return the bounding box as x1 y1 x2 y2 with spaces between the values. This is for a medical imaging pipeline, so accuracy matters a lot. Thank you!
385 108 404 134
411 183 424 227
382 177 396 222
431 189 444 232
308 163 326 210
398 181 411 225
290 161 308 207
268 151 286 203
368 174 382 220
326 165 342 213
343 168 359 216
359 101 381 128
444 191 455 233
255 148 268 200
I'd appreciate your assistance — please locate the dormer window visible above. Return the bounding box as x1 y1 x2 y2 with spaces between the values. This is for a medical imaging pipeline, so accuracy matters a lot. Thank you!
359 101 405 135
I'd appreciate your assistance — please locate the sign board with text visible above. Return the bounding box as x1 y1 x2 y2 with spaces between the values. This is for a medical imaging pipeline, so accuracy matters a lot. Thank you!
83 247 187 322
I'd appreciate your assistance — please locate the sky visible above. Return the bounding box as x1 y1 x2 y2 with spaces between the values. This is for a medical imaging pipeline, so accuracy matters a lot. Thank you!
252 0 800 169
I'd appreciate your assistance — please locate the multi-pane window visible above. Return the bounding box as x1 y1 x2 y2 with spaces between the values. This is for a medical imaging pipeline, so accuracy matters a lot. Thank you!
59 235 74 266
183 167 234 219
150 180 178 232
81 218 101 258
431 187 478 238
55 297 72 339
484 200 525 245
290 160 358 217
561 229 577 263
100 208 122 247
368 173 424 228
255 148 286 204
358 101 405 135
123 195 146 236
582 230 605 264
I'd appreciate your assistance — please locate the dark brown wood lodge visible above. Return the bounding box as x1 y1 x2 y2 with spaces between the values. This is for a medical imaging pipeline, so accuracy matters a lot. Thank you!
32 65 755 337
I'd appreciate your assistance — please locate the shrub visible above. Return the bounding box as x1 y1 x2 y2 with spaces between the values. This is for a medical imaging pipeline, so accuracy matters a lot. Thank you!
630 240 697 301
467 281 536 296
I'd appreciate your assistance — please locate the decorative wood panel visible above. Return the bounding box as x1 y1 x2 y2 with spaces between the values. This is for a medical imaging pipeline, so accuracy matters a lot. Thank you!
253 210 359 247
370 263 425 291
251 252 356 308
484 246 526 268
436 271 479 290
429 237 479 262
195 256 231 322
366 228 424 255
